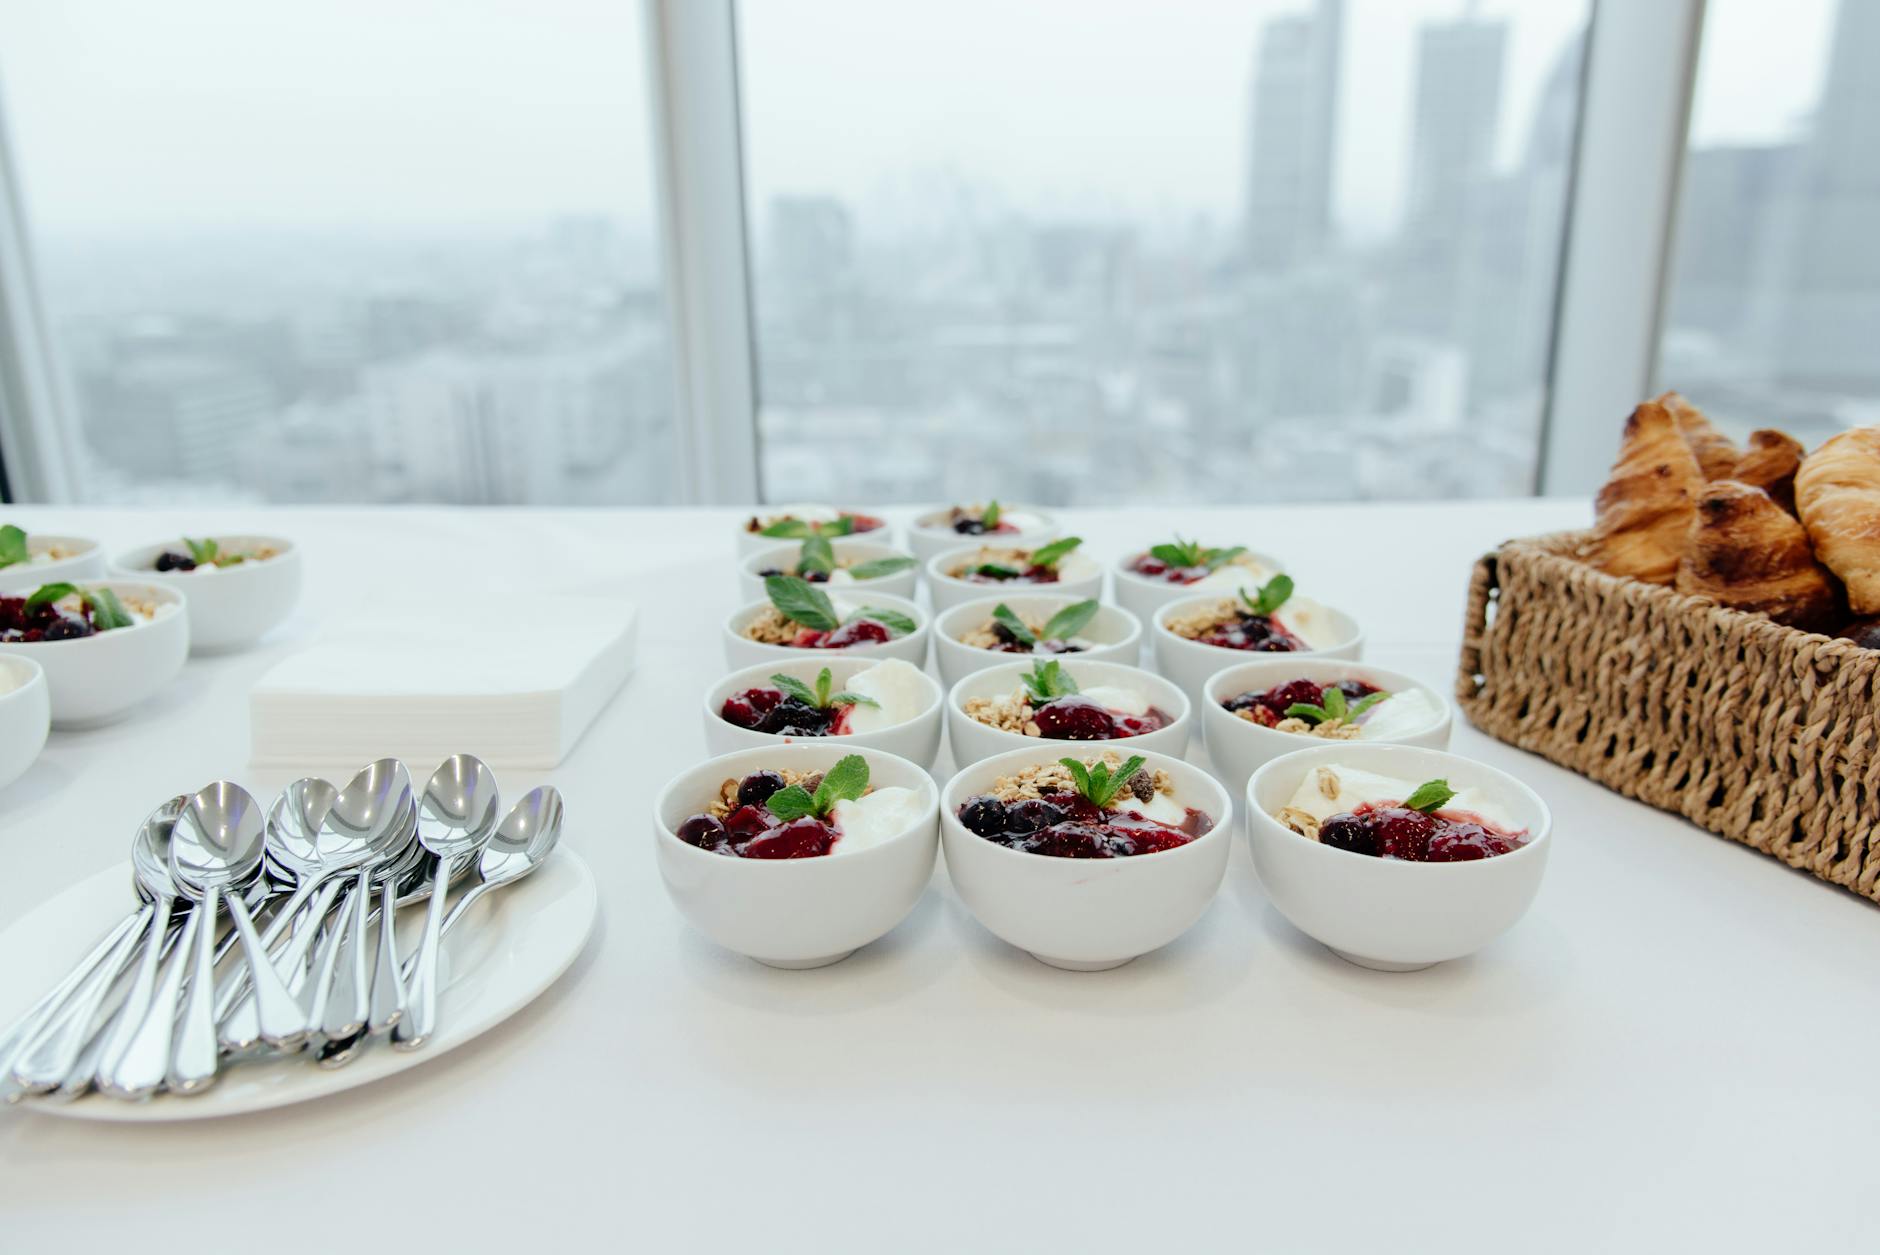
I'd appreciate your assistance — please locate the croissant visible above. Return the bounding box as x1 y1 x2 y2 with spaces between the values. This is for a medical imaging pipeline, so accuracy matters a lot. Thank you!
1796 426 1880 615
1657 390 1739 479
1586 400 1703 584
1732 429 1805 515
1676 481 1839 628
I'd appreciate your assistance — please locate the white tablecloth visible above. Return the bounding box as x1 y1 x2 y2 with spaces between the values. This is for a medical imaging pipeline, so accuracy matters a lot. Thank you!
1 501 1874 1253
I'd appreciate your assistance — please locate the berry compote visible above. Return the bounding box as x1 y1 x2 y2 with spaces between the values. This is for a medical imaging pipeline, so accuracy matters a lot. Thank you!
154 551 198 572
1193 609 1306 652
784 617 895 650
957 562 1060 586
0 594 98 642
677 773 843 858
956 791 1211 858
745 511 884 536
1029 695 1170 740
1317 804 1527 863
1127 554 1218 585
1222 678 1377 728
986 619 1083 655
944 506 1018 536
719 686 853 736
755 565 832 583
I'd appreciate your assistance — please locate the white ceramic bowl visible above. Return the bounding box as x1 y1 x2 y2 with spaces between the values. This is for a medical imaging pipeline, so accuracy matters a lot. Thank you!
1111 546 1286 626
703 655 945 767
941 744 1233 970
925 541 1104 613
945 658 1191 768
734 505 893 557
0 656 50 792
0 581 189 728
0 534 104 593
1152 591 1363 706
737 537 919 604
723 589 928 671
1246 742 1552 971
110 535 302 654
1202 658 1453 796
934 594 1142 690
906 503 1059 566
654 743 940 968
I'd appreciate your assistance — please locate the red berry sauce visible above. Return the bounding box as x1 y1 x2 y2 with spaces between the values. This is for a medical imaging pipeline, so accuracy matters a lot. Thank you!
745 511 885 536
1221 678 1376 728
719 687 852 736
1318 803 1527 862
1194 610 1306 652
944 507 1019 536
1029 695 1170 740
957 563 1061 586
784 617 895 650
1128 554 1217 585
0 594 99 642
677 772 844 858
956 791 1211 858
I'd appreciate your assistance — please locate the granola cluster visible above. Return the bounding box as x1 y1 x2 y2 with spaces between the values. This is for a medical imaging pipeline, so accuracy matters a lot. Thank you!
947 547 1033 578
1165 599 1244 641
1232 706 1361 740
1274 766 1344 839
958 611 1045 650
985 752 1171 806
963 688 1040 736
741 608 803 644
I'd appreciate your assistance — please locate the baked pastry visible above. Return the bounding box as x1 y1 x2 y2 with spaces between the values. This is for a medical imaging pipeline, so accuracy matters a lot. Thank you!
1586 400 1704 585
1795 427 1880 615
1731 429 1805 515
1676 481 1839 628
1658 390 1738 479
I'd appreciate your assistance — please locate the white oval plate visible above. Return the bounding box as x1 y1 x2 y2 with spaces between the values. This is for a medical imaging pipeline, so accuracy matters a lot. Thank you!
0 849 596 1122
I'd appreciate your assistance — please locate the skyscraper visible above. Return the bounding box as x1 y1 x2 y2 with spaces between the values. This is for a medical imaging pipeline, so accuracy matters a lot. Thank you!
1244 0 1343 271
1406 14 1506 243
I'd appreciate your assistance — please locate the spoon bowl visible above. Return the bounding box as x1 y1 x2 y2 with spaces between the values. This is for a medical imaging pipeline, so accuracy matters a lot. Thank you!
478 786 564 888
417 755 501 859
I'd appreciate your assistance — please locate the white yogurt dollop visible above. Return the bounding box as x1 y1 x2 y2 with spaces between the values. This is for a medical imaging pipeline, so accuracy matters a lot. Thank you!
1192 559 1277 591
1283 764 1522 832
841 659 930 733
1357 688 1445 741
1078 683 1149 716
830 786 923 853
1114 790 1190 827
1274 596 1348 651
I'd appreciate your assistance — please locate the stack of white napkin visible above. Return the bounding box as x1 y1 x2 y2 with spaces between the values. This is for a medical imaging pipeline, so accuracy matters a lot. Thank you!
250 599 637 769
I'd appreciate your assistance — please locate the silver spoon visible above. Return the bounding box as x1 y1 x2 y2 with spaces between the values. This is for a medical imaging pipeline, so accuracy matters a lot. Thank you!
7 800 185 1093
300 762 413 1037
89 800 190 1097
321 787 561 1069
166 783 285 1091
393 755 499 1051
320 803 415 1041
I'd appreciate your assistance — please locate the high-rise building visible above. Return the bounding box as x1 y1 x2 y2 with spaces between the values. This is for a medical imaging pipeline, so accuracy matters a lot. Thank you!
1243 0 1342 271
1406 15 1506 242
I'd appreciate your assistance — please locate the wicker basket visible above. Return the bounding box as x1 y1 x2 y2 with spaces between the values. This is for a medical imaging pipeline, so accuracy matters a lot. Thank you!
1456 529 1880 902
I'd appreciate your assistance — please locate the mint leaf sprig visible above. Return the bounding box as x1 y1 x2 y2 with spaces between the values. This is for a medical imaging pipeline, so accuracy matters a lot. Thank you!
981 500 1002 529
1027 536 1082 570
1238 574 1294 618
796 533 837 576
183 537 246 568
765 753 870 821
0 524 27 570
847 556 916 580
760 514 857 540
1283 685 1392 726
765 576 914 639
25 582 133 630
1149 536 1248 572
1020 659 1079 704
1059 754 1147 810
771 667 880 712
1404 779 1457 814
988 599 1098 651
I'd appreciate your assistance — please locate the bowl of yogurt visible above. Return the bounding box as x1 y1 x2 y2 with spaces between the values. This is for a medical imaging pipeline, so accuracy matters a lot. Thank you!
1152 583 1361 705
1203 659 1451 794
925 539 1104 613
907 502 1059 566
704 656 944 767
723 587 928 670
654 743 939 968
934 594 1142 689
947 657 1191 767
737 537 920 604
1112 540 1285 625
0 580 189 727
736 505 890 557
1246 743 1551 971
0 656 50 792
0 527 103 594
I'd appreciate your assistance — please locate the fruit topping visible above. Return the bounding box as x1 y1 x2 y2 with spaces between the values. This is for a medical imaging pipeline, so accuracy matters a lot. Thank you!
718 667 883 737
1277 774 1528 862
746 511 884 538
1223 678 1386 737
949 537 1083 585
1128 537 1256 585
964 659 1171 740
742 576 916 649
956 753 1211 858
961 599 1100 655
677 755 873 859
0 582 142 642
1167 575 1312 652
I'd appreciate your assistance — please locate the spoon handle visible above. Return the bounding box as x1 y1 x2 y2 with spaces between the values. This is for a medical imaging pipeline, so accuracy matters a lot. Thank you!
302 886 358 1034
367 879 405 1035
99 907 201 1100
393 851 459 1050
220 879 343 1052
0 909 144 1079
168 886 224 1094
224 892 307 1050
9 907 151 1092
399 880 493 983
211 877 317 1023
94 894 175 1085
323 871 372 1039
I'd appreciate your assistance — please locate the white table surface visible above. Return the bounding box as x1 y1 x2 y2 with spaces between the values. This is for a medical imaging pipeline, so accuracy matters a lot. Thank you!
1 501 1876 1253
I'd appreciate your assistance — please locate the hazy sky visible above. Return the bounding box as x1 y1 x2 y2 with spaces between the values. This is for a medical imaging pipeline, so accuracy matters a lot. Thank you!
0 0 1841 242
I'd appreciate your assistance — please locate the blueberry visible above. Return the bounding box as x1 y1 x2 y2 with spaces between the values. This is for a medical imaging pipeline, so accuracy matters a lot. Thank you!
1004 799 1064 833
958 795 1007 837
737 770 787 807
677 814 728 849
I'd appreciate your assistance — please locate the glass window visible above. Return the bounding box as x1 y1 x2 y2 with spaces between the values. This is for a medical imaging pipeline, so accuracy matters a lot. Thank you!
740 0 1590 504
1656 0 1878 446
0 0 673 504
